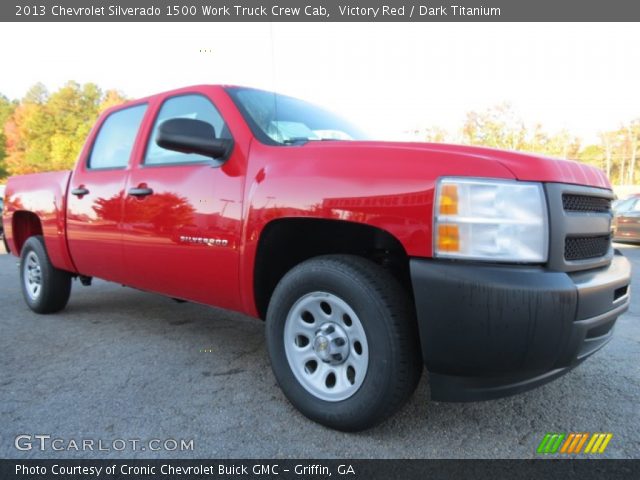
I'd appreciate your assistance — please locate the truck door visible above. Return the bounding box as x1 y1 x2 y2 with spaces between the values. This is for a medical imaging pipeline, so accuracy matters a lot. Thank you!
66 103 148 283
121 93 244 310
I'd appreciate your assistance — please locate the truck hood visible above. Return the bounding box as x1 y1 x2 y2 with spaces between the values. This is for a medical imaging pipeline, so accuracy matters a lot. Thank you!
316 141 611 190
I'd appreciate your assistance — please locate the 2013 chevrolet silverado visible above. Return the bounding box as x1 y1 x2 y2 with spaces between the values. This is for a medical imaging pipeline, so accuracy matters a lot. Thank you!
2 85 631 431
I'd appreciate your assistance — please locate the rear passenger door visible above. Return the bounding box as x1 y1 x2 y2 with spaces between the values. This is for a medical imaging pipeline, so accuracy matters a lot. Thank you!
120 93 243 309
67 103 147 283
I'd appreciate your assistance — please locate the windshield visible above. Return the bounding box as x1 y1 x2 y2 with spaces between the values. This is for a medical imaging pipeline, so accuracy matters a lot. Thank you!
225 87 367 145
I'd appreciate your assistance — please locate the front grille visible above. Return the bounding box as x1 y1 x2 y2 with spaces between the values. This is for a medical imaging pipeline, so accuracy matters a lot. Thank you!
547 184 614 271
562 194 611 213
565 235 611 261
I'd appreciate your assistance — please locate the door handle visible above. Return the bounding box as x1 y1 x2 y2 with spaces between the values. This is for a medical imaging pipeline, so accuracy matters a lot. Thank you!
71 187 89 196
128 187 154 197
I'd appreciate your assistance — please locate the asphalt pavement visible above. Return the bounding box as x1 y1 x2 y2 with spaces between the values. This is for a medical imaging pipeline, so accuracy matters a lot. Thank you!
0 243 638 459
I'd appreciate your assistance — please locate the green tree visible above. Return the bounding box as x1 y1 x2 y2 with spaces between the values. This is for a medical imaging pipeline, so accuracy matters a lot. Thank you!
47 82 102 170
624 120 640 184
524 127 581 159
422 126 448 143
100 89 128 111
462 102 526 150
5 83 51 175
5 82 127 176
577 144 605 170
0 94 17 179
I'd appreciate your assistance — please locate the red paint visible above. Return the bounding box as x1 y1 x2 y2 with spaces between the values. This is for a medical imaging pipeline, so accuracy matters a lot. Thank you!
1 85 612 318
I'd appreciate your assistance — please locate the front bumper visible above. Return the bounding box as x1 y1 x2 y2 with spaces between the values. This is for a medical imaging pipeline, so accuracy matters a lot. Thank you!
410 251 631 402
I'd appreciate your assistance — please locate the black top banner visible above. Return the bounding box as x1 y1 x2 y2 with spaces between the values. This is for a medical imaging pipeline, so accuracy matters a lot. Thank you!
2 0 640 22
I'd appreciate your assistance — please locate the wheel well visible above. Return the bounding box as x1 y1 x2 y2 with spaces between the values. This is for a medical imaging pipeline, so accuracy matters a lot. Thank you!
254 218 412 319
11 211 43 255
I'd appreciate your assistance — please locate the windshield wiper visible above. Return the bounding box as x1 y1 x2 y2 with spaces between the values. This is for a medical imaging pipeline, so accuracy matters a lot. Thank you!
282 137 345 145
282 137 311 145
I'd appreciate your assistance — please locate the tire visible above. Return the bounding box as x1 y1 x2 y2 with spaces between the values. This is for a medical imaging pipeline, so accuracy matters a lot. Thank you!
266 254 422 431
20 235 72 314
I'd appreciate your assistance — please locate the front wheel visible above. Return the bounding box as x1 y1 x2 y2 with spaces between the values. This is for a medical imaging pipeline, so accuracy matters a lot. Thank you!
20 235 72 314
266 255 422 431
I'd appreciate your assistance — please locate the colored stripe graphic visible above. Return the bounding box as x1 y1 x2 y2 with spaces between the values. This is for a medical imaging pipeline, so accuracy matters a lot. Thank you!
560 433 575 453
573 433 589 453
560 432 589 454
598 433 613 453
585 433 613 454
537 433 565 454
549 434 565 453
537 434 552 454
539 433 613 455
584 434 598 453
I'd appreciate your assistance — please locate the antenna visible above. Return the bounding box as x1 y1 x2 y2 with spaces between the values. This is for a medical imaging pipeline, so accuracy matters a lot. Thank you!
269 22 279 140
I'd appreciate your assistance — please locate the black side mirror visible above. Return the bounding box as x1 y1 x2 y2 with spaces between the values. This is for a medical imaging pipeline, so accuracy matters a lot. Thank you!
156 118 233 166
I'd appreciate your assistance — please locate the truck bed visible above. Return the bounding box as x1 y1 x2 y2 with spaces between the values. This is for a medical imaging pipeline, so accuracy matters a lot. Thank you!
2 170 76 272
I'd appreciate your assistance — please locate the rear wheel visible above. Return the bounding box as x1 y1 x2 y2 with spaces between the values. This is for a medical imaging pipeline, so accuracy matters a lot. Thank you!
266 255 422 431
20 235 72 314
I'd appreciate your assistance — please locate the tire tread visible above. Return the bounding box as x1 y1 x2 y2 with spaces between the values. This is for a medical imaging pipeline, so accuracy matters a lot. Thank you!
20 235 72 314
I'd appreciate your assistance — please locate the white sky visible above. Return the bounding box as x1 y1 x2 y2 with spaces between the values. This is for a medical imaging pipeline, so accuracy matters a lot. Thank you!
1 22 639 143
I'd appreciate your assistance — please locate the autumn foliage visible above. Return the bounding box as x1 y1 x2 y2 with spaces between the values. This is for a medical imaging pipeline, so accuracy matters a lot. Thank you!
415 102 640 185
0 81 126 179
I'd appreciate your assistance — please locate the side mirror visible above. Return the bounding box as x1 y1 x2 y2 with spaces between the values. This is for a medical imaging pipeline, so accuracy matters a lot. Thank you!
156 118 233 166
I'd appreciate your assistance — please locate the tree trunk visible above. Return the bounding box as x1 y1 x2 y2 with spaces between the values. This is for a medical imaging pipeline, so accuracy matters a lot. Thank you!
629 125 638 184
605 141 612 179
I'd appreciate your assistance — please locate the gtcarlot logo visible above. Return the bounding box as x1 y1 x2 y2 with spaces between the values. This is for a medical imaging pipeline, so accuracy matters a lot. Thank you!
14 434 194 452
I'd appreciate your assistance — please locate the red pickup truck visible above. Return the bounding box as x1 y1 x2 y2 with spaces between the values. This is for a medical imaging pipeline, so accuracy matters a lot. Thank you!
2 85 631 431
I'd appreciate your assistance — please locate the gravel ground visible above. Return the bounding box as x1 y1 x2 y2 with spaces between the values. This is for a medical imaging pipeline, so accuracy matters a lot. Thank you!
0 243 638 459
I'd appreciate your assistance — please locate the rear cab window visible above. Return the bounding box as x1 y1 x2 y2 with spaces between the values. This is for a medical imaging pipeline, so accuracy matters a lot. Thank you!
88 104 147 169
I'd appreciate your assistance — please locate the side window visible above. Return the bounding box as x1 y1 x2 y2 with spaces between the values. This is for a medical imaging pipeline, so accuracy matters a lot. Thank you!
145 94 231 166
88 104 147 169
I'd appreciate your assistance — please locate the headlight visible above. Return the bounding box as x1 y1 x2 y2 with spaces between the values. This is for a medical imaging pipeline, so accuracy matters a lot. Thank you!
434 178 548 262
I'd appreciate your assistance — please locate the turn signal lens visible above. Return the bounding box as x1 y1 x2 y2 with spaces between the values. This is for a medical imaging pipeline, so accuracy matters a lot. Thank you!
439 184 458 215
437 224 460 252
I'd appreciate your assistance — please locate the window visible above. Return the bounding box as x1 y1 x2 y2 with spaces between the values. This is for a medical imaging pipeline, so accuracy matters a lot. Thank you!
145 94 230 165
225 87 367 145
88 104 147 169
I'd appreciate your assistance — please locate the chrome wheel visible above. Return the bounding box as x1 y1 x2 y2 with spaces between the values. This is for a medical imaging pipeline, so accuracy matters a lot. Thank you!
23 251 42 301
284 292 369 402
